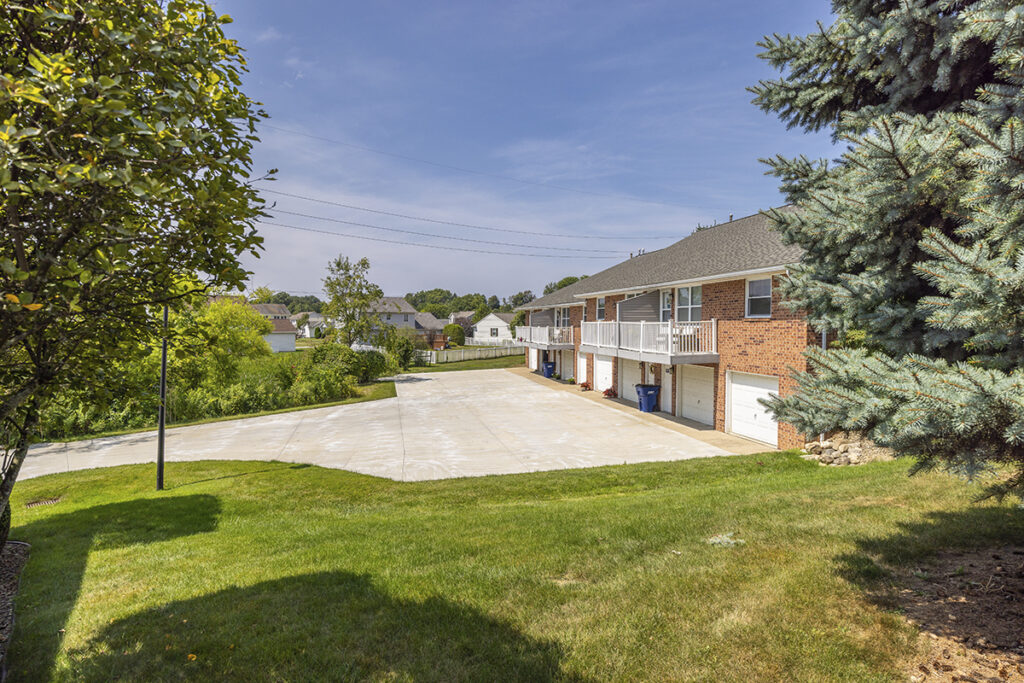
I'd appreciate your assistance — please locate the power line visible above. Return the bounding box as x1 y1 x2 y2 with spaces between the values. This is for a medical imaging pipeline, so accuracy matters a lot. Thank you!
269 208 620 253
259 123 693 210
256 220 621 259
259 187 675 241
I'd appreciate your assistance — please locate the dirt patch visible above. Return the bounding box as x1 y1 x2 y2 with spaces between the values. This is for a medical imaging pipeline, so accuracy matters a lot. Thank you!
894 546 1024 682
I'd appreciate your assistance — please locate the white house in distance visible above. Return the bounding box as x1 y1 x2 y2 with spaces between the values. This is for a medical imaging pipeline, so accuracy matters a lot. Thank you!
290 311 327 338
473 312 515 343
250 303 298 353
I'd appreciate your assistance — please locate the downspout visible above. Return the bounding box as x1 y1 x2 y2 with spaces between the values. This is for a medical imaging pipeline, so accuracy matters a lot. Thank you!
819 327 827 444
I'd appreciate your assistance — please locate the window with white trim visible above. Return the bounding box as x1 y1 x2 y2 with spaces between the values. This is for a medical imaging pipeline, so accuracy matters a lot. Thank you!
746 278 771 317
596 297 606 320
490 328 498 337
676 285 702 322
660 290 673 322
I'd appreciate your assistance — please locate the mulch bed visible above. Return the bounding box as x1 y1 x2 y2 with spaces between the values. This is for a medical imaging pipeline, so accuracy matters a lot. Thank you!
895 546 1024 682
0 541 30 680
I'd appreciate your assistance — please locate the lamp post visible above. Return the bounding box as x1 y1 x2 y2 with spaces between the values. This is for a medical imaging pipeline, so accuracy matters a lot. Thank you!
157 304 168 490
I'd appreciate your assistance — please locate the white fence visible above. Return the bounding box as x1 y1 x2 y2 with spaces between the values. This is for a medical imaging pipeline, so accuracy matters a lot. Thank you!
581 320 716 355
415 344 525 365
464 337 519 346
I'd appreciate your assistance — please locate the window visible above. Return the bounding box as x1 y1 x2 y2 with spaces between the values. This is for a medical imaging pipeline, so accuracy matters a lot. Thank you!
597 297 606 320
386 313 392 320
490 328 498 337
676 285 702 322
746 278 771 317
660 290 673 322
403 314 409 322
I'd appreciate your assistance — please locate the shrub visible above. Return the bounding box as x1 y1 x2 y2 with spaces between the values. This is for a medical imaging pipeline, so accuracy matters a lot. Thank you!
602 387 617 398
443 323 465 346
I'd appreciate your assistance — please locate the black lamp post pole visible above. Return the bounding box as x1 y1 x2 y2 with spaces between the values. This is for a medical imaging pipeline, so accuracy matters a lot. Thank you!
157 304 168 490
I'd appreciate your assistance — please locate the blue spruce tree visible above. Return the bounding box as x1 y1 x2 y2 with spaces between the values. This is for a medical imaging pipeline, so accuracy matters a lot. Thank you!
752 1 1024 496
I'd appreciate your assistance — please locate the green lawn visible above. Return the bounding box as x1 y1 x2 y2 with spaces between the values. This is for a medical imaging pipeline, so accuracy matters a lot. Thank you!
9 453 1021 681
408 353 525 373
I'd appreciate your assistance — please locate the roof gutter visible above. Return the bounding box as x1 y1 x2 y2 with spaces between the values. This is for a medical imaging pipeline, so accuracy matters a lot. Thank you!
570 263 795 299
515 300 586 312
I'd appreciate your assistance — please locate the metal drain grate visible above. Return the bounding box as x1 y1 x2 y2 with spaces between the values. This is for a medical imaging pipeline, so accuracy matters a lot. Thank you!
24 497 61 509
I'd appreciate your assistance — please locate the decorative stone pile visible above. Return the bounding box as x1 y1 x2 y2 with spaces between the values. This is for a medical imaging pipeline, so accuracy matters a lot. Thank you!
802 432 894 466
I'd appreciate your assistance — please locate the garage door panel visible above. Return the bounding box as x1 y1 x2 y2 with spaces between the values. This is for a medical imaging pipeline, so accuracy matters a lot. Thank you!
577 353 587 385
679 365 714 425
595 356 613 392
619 361 641 403
728 372 779 446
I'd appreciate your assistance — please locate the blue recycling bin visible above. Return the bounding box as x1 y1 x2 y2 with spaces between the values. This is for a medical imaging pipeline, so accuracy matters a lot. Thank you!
541 362 556 378
636 384 660 412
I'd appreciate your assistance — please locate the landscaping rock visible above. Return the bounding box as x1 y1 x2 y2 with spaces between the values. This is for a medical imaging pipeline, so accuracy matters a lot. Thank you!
804 442 822 454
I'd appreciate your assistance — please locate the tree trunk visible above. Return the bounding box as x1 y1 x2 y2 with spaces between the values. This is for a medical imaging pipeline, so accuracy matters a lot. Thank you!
0 401 39 548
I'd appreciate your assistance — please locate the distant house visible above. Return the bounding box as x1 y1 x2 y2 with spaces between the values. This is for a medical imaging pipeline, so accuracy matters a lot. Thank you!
370 297 418 329
414 312 448 350
448 310 475 326
473 312 515 344
250 303 297 353
290 311 326 338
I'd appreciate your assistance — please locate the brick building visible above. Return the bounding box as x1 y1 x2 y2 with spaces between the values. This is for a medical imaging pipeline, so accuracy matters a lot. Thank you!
515 209 819 450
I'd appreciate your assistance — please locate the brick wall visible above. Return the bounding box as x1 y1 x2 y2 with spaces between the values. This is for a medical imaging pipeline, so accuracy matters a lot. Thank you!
703 277 819 450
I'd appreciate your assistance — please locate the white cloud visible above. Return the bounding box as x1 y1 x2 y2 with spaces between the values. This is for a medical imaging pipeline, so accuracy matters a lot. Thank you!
255 26 284 43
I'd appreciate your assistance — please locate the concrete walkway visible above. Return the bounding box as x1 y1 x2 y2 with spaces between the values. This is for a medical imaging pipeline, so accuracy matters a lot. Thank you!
23 369 764 482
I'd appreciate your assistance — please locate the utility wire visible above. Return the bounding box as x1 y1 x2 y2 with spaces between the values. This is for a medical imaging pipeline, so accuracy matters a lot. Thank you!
259 187 675 241
259 123 693 210
256 220 622 260
269 208 620 253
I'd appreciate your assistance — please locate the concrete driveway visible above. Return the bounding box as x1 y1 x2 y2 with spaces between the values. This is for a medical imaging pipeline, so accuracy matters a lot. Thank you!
24 369 746 482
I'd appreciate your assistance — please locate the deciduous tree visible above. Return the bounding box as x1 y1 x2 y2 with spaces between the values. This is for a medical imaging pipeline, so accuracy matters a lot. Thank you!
322 255 384 346
0 0 268 527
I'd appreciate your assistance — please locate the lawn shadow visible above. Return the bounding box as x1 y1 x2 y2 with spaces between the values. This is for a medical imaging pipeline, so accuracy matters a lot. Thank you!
165 463 310 490
9 494 221 680
66 571 587 682
835 505 1024 651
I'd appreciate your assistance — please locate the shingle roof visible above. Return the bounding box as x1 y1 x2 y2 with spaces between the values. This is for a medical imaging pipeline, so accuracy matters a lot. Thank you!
414 312 445 330
490 312 515 323
251 303 292 317
573 209 801 297
519 208 801 309
289 311 323 322
369 297 417 314
268 318 297 334
450 310 475 320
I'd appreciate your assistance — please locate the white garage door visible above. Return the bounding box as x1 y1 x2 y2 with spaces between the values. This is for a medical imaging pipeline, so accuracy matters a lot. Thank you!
595 355 614 392
561 350 573 380
619 361 642 404
728 372 779 446
528 348 539 371
678 365 714 425
577 353 588 386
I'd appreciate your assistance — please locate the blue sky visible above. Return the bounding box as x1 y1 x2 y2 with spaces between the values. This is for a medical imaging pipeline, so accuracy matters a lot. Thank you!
213 0 836 301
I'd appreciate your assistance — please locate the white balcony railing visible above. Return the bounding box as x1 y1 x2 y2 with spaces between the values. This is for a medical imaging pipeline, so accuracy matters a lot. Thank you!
581 320 717 356
516 326 575 346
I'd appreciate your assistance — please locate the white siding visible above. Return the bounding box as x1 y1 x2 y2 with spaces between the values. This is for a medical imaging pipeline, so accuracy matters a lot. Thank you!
472 314 513 341
265 333 296 353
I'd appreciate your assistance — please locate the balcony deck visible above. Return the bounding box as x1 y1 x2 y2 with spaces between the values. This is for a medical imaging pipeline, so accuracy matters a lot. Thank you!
579 320 718 364
516 325 575 350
